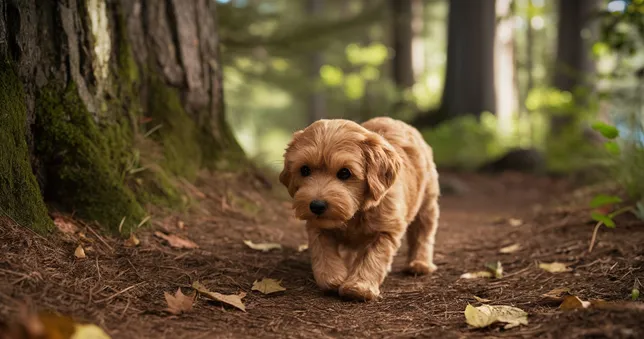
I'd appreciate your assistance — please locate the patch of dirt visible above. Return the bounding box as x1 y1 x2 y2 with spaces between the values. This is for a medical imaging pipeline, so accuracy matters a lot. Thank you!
1 170 643 338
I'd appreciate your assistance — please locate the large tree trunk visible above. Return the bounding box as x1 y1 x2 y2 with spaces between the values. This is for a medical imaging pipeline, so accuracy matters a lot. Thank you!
0 0 241 234
390 0 421 90
410 0 496 128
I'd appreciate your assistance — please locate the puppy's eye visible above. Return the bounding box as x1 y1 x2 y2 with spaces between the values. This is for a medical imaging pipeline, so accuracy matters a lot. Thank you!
337 168 351 180
300 166 311 177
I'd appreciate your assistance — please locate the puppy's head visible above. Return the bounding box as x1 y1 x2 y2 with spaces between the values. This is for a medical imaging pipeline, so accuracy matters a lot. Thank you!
280 119 402 229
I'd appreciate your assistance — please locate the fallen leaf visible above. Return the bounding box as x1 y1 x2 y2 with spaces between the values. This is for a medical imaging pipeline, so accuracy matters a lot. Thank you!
177 220 185 230
540 287 572 305
499 243 521 254
124 234 140 247
460 271 493 279
192 281 246 312
71 323 111 339
485 261 503 279
154 231 199 249
473 295 492 303
74 245 86 259
252 278 286 294
54 216 78 234
243 240 282 252
464 304 528 329
539 262 571 273
508 218 523 227
560 295 591 310
297 244 308 252
164 288 195 315
632 288 640 301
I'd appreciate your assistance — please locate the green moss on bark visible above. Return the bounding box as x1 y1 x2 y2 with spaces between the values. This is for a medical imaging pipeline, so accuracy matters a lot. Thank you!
34 83 145 235
0 65 54 233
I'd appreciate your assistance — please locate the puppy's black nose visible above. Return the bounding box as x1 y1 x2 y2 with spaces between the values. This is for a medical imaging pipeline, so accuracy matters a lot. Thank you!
309 200 328 215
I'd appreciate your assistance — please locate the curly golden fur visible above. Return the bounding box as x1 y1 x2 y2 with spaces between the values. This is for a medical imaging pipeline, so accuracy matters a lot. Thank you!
280 117 440 301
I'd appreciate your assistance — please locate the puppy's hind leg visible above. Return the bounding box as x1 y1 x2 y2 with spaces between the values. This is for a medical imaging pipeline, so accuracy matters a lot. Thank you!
405 189 439 275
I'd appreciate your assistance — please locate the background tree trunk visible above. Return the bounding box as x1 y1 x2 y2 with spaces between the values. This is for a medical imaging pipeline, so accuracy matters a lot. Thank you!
307 0 326 123
390 0 416 90
0 0 241 234
410 0 496 129
551 0 600 132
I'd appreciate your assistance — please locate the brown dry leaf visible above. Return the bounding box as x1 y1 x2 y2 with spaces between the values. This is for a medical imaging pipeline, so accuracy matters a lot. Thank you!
560 295 591 310
192 281 246 312
154 231 199 249
124 234 140 247
499 243 521 254
473 295 492 303
540 287 572 305
297 244 308 252
6 309 111 339
74 245 86 259
177 220 186 230
464 304 528 329
508 218 523 227
539 262 571 273
460 271 493 279
53 216 78 234
243 240 282 252
252 278 286 294
164 288 196 315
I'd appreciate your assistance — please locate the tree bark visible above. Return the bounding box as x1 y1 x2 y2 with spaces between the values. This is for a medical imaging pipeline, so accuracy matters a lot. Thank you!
390 0 420 90
410 0 496 128
307 0 326 124
0 0 241 234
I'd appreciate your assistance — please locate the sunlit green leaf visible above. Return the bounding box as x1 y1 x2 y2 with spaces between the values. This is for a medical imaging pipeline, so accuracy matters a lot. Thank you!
604 141 621 155
360 65 380 81
344 73 365 100
320 65 344 87
591 121 619 139
592 42 610 57
590 194 622 208
591 211 616 228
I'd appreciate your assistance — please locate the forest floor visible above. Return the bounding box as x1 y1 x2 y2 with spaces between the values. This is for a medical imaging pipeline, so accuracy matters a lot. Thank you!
1 170 644 339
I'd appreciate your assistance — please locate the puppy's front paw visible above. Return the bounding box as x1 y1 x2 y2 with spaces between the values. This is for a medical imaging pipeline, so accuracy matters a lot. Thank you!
405 260 437 275
315 273 346 292
338 280 380 301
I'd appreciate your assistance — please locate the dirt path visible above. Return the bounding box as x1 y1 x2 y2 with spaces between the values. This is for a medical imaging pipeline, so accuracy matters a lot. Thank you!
1 171 643 338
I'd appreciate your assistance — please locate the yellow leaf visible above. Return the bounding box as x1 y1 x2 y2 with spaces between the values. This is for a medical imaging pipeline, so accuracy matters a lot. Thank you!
473 295 492 303
297 244 308 252
499 243 521 254
74 245 86 259
71 323 111 339
192 281 246 312
243 240 282 252
154 231 199 249
485 261 503 279
560 295 591 310
464 304 528 329
252 278 286 294
508 218 523 227
460 271 493 279
539 262 571 273
124 234 140 247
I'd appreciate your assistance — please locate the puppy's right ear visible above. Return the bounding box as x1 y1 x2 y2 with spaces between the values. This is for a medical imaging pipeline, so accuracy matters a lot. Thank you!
279 130 303 197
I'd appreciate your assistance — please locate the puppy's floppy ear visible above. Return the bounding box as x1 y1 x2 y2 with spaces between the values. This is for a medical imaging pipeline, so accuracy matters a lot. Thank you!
279 130 304 197
362 132 402 209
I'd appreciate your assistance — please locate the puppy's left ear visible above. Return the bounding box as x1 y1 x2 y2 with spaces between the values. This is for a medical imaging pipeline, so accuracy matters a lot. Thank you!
279 130 304 197
362 133 402 209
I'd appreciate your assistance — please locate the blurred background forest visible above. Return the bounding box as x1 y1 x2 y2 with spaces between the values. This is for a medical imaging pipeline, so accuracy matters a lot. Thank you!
216 0 644 192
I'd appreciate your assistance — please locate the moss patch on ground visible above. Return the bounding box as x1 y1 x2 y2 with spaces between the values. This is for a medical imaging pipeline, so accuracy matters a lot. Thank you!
34 83 145 235
0 64 54 233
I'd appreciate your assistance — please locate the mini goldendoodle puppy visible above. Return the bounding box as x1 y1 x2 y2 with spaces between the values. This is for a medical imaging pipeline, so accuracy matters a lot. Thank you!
279 117 440 301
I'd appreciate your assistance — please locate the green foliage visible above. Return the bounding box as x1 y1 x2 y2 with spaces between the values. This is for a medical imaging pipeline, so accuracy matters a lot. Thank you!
591 121 620 139
34 83 145 235
0 64 54 233
590 194 623 209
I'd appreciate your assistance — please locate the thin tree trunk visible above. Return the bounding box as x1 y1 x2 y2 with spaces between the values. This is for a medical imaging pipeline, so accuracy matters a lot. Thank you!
307 0 326 123
390 0 416 90
0 0 240 233
495 0 518 137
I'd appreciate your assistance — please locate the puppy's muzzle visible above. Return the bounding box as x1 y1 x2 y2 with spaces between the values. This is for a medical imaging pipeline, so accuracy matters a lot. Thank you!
309 200 328 215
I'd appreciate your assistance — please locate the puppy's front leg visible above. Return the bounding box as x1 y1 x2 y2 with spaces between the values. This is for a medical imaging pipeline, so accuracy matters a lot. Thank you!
307 225 347 291
339 232 401 301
